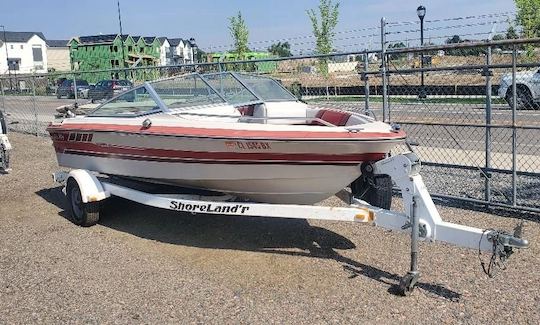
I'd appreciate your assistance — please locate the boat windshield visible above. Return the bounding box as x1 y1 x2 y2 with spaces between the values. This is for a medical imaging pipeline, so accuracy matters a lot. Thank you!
201 72 297 104
89 72 297 117
89 86 161 117
203 73 260 105
234 73 297 102
150 74 226 109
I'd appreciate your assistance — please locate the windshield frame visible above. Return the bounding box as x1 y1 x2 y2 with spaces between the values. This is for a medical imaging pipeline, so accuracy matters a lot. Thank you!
87 82 169 118
87 72 299 118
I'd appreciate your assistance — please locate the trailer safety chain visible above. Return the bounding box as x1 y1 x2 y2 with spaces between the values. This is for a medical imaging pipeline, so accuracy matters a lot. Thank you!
478 229 512 278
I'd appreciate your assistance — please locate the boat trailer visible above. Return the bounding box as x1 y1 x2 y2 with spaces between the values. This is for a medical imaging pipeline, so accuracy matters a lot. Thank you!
53 152 529 296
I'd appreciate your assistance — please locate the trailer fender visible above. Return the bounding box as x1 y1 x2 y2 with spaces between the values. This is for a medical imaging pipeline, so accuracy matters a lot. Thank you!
67 170 110 203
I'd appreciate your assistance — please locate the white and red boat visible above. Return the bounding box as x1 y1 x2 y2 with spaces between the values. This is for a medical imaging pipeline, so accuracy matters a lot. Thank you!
47 72 405 204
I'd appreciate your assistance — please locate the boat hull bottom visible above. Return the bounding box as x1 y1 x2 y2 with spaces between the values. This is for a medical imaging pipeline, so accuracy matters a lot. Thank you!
56 153 363 204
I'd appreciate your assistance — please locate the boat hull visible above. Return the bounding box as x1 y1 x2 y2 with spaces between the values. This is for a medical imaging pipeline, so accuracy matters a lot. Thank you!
48 121 405 204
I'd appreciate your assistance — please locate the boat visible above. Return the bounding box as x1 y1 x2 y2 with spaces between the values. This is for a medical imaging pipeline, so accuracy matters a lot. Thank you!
47 72 406 204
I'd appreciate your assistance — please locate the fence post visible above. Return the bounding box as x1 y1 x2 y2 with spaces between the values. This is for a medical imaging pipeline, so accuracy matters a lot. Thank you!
363 52 370 113
380 17 389 122
0 78 5 114
31 72 38 136
511 46 517 206
484 46 492 204
72 74 78 101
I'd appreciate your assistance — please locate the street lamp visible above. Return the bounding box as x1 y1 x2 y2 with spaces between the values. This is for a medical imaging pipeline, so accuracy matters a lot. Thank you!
417 5 426 98
0 25 12 91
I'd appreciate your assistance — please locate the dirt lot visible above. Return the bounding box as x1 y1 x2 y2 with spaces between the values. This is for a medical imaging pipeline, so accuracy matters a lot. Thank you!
0 132 539 324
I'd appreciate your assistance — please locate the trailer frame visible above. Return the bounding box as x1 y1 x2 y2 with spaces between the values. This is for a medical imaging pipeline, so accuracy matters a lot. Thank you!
52 152 529 295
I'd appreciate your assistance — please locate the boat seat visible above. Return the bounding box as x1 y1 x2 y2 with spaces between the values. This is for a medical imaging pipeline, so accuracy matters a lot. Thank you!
313 109 351 126
237 105 255 116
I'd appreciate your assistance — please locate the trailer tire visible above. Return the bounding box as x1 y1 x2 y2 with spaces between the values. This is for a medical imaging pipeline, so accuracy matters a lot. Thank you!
351 174 393 210
66 179 100 227
0 144 9 171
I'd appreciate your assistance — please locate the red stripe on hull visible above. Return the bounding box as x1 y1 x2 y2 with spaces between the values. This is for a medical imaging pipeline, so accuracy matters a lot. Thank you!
53 141 386 164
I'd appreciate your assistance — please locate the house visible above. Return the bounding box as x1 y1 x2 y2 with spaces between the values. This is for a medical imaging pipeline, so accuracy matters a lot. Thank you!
168 38 197 64
158 37 171 66
0 31 48 74
68 34 160 82
46 40 70 71
129 36 160 67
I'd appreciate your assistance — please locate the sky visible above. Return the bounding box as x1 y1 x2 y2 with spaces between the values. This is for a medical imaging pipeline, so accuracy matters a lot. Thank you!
0 0 517 52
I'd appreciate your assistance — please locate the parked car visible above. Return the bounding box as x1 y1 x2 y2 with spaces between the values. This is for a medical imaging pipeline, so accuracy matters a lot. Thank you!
88 80 133 100
47 77 67 95
56 79 90 99
498 69 540 110
78 86 92 99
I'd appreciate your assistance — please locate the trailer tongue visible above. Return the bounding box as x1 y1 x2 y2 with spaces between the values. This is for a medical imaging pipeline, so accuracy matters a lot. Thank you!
53 152 529 296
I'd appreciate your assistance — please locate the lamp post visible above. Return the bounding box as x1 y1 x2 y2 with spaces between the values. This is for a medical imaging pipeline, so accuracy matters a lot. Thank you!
417 5 426 99
0 25 12 91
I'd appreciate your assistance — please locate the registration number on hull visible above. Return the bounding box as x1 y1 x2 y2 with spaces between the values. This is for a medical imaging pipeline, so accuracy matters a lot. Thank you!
225 141 271 150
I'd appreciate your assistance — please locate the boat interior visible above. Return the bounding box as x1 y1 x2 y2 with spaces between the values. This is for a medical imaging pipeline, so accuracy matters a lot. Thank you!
86 72 375 127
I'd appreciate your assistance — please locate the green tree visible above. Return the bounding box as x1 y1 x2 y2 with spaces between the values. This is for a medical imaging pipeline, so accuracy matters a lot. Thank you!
515 0 540 38
228 11 249 59
307 0 340 76
515 0 540 56
445 35 482 56
267 42 292 57
388 42 406 60
506 25 519 39
195 48 207 63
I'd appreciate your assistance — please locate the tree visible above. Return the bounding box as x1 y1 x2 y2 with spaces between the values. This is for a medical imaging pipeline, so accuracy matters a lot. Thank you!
267 42 292 57
307 0 340 76
445 35 482 56
515 0 540 39
515 0 540 56
195 48 207 63
492 34 506 41
446 35 462 44
506 25 519 39
388 42 406 60
228 11 249 59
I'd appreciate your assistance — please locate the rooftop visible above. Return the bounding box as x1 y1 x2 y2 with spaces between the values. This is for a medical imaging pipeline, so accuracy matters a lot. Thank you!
0 31 46 43
46 39 69 47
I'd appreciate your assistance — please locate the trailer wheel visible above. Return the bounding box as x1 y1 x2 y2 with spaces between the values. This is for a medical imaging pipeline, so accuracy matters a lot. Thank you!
66 179 100 227
351 173 393 210
0 144 9 171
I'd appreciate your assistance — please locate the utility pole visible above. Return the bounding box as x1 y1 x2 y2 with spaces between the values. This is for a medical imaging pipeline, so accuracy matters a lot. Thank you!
117 0 127 78
1 26 12 90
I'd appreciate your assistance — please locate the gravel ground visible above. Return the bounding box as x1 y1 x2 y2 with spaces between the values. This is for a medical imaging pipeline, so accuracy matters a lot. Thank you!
0 132 539 324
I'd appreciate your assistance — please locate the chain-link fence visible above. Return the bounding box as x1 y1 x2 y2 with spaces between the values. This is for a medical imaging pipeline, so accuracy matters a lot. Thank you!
378 37 540 213
1 36 539 212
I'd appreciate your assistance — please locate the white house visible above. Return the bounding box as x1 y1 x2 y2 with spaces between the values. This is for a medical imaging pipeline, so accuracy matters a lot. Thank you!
0 31 48 74
157 37 171 66
167 38 197 64
46 39 70 71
